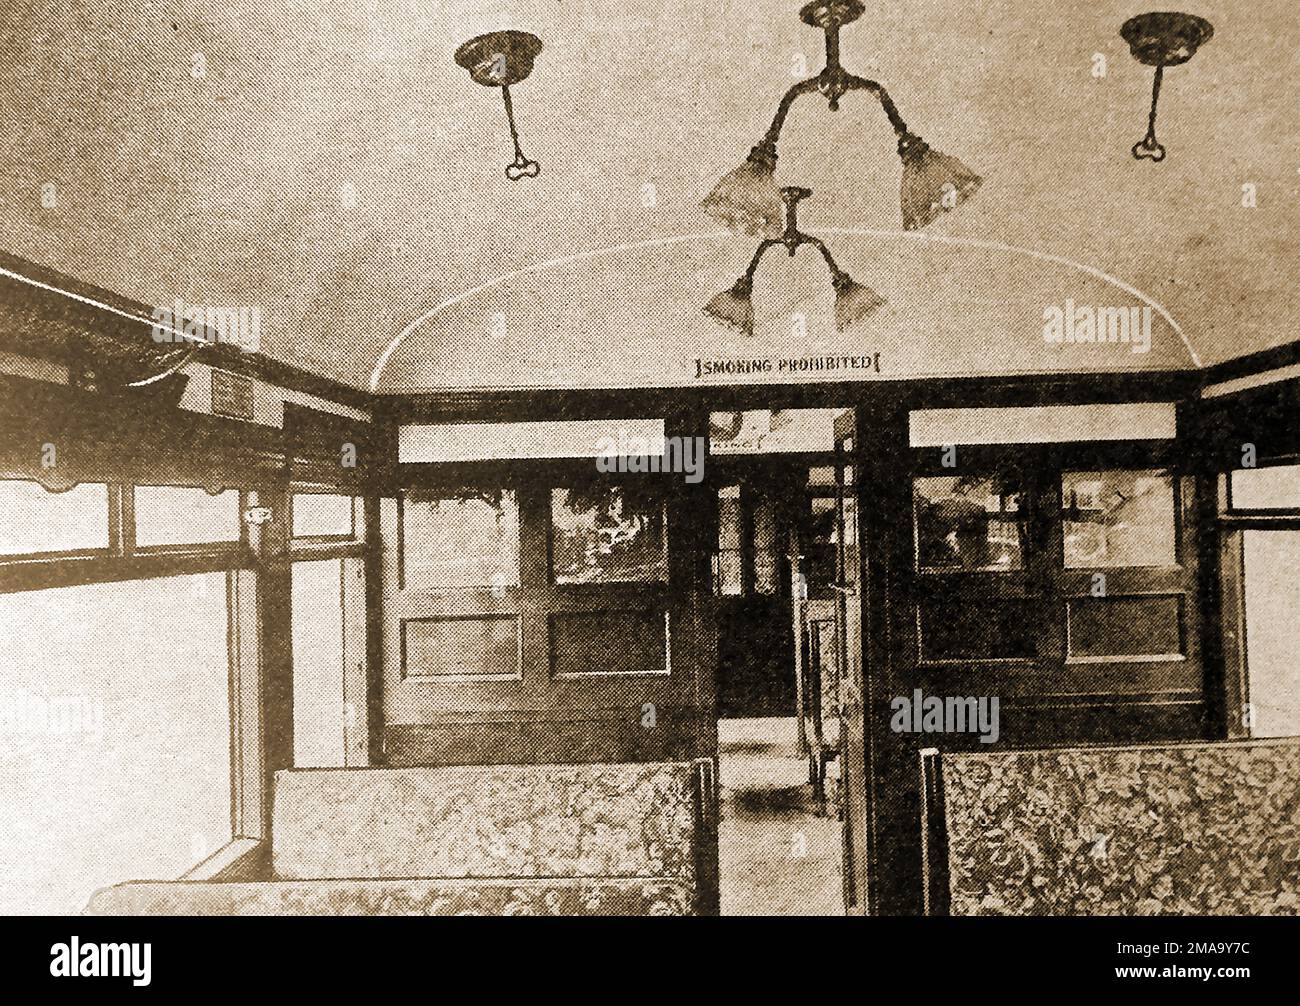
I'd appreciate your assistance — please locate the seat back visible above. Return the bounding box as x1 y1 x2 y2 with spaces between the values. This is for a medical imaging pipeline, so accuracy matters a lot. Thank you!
272 761 700 890
923 738 1300 915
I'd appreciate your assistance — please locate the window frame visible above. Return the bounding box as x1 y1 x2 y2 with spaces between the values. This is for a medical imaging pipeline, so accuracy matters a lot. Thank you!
1215 455 1300 740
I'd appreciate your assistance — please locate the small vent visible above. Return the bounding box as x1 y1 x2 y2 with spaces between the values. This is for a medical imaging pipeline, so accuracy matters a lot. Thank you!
211 369 254 420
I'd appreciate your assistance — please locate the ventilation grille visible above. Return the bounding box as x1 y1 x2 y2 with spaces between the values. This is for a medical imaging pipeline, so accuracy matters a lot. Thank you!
211 369 254 421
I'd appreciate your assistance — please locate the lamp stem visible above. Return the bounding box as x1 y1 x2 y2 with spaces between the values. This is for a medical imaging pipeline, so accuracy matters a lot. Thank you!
1147 64 1164 140
803 236 847 286
501 87 522 157
824 24 842 72
1131 64 1167 161
742 240 780 283
499 86 541 179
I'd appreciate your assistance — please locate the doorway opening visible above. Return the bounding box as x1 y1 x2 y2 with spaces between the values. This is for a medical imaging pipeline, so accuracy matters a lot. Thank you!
709 407 859 916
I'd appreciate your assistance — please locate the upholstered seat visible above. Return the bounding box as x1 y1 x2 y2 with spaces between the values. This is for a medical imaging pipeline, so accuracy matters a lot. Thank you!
85 760 713 916
84 877 692 916
921 738 1300 916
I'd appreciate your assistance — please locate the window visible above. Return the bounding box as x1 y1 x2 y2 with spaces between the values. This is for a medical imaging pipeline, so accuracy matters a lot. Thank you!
1241 531 1300 737
292 493 357 539
1230 464 1300 511
910 463 1196 676
134 486 241 548
805 496 839 594
715 486 743 596
0 574 232 913
914 476 1022 572
292 558 366 766
551 486 667 584
401 489 519 588
752 498 780 594
0 480 109 556
1062 470 1176 568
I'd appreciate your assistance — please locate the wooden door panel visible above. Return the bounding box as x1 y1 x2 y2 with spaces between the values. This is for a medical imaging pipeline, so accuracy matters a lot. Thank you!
380 469 716 767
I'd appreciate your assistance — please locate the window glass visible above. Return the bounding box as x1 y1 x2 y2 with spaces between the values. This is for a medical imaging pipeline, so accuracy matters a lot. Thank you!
752 498 780 595
292 494 356 539
1062 470 1175 568
0 481 108 555
0 574 231 913
551 487 667 584
401 490 519 588
805 497 839 592
134 486 241 547
914 476 1022 571
1243 531 1300 737
715 486 742 596
1230 465 1300 511
292 559 345 767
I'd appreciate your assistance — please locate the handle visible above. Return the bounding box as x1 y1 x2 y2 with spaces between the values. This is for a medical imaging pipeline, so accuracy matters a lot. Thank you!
1132 135 1166 162
505 156 541 180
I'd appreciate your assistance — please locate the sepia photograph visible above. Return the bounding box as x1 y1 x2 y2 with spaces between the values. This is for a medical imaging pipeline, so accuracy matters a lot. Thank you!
0 0 1295 985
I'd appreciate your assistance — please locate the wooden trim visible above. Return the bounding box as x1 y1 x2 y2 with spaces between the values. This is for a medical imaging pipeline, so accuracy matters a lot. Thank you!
379 370 1202 424
919 748 949 917
341 555 369 767
0 373 289 490
364 496 386 764
286 540 365 562
1218 528 1249 739
691 757 721 917
255 485 293 837
0 251 371 411
0 548 253 594
1199 336 1300 390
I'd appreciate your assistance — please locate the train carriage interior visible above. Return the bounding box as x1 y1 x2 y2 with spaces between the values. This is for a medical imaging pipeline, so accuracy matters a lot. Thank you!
1 0 1299 917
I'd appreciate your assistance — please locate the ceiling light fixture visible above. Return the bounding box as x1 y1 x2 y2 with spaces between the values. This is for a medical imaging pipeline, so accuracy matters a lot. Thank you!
1120 12 1214 162
454 30 543 180
702 0 982 236
704 185 884 337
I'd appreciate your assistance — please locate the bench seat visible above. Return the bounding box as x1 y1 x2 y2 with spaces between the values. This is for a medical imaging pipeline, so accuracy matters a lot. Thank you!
921 738 1300 915
85 877 693 916
85 759 714 916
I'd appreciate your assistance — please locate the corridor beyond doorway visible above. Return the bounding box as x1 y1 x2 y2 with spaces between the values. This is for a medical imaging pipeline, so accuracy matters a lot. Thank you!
718 717 844 916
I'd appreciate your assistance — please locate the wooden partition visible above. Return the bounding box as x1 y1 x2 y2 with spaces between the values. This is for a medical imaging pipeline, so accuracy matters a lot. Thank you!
377 410 718 770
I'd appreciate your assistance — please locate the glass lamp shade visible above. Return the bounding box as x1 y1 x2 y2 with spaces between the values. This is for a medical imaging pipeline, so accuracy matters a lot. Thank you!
703 279 756 336
833 275 886 330
898 133 982 231
701 156 785 238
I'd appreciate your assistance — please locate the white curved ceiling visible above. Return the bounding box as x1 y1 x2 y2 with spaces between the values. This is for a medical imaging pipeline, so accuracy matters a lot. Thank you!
375 230 1196 391
0 0 1294 390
